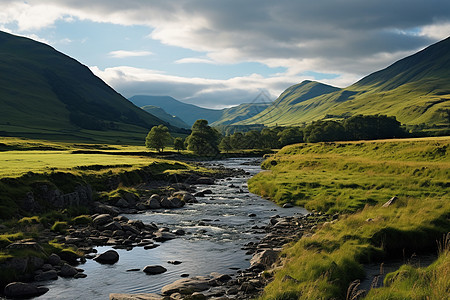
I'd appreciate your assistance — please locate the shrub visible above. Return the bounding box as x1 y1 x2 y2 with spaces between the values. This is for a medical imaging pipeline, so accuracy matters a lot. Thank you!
51 221 68 233
70 215 92 225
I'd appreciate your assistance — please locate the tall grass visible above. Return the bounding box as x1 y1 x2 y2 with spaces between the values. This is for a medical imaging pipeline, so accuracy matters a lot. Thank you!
253 137 450 299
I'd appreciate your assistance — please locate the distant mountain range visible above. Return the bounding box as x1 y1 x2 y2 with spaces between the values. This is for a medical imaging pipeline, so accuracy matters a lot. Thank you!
1 30 448 144
0 31 174 144
238 37 450 127
129 95 270 127
141 105 190 129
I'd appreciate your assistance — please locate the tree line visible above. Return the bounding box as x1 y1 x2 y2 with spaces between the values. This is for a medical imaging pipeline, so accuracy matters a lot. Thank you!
146 115 406 155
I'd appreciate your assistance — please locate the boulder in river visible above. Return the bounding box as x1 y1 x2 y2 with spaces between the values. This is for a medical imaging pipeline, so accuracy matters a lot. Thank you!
47 253 61 266
4 282 49 298
195 177 215 185
94 250 119 264
282 203 293 208
143 265 167 275
93 214 113 226
34 270 58 281
161 276 211 295
110 293 164 300
58 263 79 277
146 197 161 209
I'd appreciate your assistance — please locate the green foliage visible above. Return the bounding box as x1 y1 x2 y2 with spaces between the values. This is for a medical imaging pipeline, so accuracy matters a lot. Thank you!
253 137 450 300
18 216 40 225
50 221 68 233
278 127 303 147
145 125 173 153
173 137 186 152
304 120 346 142
70 215 92 225
365 241 450 299
219 135 233 152
186 119 221 156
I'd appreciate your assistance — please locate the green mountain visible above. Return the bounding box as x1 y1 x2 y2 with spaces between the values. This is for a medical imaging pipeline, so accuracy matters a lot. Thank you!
130 95 223 126
210 102 271 126
141 105 190 129
239 37 450 127
130 95 271 127
0 31 172 144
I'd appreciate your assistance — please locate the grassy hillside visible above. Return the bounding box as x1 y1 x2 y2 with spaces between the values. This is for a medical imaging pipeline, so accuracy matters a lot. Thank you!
141 105 190 129
0 31 172 144
210 102 271 126
248 137 450 299
130 95 223 126
239 37 450 127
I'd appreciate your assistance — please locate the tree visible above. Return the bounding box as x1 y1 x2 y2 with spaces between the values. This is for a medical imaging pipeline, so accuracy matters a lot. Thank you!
185 119 221 156
219 136 233 152
145 125 173 152
261 128 280 149
304 120 345 143
278 127 303 147
343 115 404 140
244 130 263 149
230 132 246 150
173 137 185 153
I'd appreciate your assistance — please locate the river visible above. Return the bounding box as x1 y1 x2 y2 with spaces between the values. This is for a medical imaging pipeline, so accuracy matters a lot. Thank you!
36 158 308 299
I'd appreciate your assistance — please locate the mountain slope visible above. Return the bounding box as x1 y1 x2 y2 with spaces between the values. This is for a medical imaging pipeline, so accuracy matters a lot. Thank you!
141 105 190 129
210 102 271 126
239 37 450 127
130 95 223 126
0 31 170 144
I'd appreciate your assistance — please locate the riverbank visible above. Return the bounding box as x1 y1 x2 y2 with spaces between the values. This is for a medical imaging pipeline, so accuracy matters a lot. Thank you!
0 140 251 296
248 137 450 299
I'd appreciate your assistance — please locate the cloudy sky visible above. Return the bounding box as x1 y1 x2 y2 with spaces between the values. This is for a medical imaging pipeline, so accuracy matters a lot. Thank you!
1 0 449 108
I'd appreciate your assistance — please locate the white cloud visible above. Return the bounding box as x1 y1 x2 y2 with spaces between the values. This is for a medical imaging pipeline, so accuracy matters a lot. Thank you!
90 65 319 108
175 57 217 64
420 22 450 40
109 50 153 58
2 0 450 107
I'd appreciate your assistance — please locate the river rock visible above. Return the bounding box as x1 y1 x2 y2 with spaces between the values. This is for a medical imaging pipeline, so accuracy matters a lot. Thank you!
173 191 197 203
146 197 161 209
93 214 113 226
110 293 164 300
58 263 79 277
102 221 123 231
115 198 129 208
160 197 173 208
153 232 176 242
136 203 147 210
93 202 120 216
195 177 215 185
169 196 186 208
282 203 293 208
4 282 49 298
94 250 119 264
172 229 185 236
6 241 43 252
161 276 211 295
250 249 280 269
34 270 58 281
143 265 167 275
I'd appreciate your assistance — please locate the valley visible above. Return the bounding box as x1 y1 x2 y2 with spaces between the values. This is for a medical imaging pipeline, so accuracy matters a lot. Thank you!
0 27 449 300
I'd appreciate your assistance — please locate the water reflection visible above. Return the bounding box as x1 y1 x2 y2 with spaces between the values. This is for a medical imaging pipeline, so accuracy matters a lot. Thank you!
37 158 307 299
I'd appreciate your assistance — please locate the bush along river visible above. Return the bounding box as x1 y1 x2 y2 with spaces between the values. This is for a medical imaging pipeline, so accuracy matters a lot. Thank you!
2 158 335 300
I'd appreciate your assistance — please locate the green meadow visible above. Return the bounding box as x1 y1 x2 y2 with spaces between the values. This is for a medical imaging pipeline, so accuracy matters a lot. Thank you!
248 137 449 299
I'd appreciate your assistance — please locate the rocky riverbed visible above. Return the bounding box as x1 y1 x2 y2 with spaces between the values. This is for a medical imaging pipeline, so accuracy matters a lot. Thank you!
1 158 328 299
